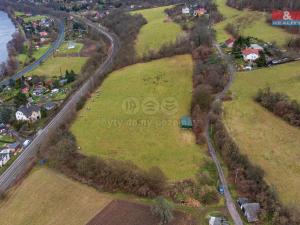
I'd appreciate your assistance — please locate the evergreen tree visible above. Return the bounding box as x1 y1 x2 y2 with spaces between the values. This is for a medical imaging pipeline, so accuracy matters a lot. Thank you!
151 197 173 225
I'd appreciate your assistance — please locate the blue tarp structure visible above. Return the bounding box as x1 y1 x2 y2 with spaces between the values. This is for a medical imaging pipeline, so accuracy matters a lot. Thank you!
180 116 193 128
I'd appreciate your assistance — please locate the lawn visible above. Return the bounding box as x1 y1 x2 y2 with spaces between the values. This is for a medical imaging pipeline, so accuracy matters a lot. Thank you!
214 0 296 47
133 6 184 57
57 42 84 55
71 55 206 181
223 61 300 205
27 56 88 78
0 167 113 225
17 44 51 66
0 135 15 147
15 11 47 23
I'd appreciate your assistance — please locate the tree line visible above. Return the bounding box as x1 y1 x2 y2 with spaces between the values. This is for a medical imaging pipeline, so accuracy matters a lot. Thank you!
227 0 300 11
190 15 227 142
100 9 147 69
43 128 167 198
255 87 300 127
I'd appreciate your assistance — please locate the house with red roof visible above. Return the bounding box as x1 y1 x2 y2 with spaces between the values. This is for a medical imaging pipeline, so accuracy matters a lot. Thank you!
242 48 260 61
39 31 48 37
225 38 235 48
21 87 29 94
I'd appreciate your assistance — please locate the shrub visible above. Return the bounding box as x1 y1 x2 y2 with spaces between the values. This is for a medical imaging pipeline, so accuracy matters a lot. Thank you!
255 87 300 127
196 185 219 205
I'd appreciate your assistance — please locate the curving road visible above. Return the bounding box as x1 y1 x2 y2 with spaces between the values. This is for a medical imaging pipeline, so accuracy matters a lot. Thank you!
0 16 119 193
204 43 244 225
0 19 65 87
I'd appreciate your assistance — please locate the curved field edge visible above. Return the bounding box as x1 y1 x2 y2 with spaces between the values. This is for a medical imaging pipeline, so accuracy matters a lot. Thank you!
214 0 296 47
223 61 300 205
71 55 206 181
0 167 113 225
132 6 184 57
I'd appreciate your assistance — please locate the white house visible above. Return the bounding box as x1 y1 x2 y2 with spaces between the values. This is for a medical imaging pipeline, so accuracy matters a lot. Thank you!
67 41 76 49
15 104 41 122
242 48 260 61
209 216 229 225
0 150 10 167
182 6 190 14
250 44 264 51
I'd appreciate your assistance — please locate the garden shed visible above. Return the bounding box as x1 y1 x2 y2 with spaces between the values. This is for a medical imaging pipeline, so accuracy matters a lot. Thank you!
180 116 193 129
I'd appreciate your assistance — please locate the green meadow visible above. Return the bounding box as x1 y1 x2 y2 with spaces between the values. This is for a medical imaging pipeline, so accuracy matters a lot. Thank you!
27 56 87 78
0 168 113 225
224 61 300 205
133 6 184 57
214 0 295 47
17 44 51 66
71 55 206 181
57 42 84 55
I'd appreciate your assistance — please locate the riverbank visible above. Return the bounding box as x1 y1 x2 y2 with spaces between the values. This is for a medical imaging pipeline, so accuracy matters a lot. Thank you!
0 10 16 64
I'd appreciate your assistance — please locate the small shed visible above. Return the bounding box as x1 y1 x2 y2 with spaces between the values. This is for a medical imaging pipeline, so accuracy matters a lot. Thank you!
180 116 193 129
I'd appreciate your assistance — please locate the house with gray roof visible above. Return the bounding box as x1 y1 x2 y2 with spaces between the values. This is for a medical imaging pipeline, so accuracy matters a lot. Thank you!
237 197 260 223
43 102 56 111
241 203 260 223
15 104 41 122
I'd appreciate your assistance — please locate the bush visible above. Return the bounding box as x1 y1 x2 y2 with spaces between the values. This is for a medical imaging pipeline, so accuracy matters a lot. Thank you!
225 23 239 38
196 185 219 205
76 96 87 111
255 87 300 127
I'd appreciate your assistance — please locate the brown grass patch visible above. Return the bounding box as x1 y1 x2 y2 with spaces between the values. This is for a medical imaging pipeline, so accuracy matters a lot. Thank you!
86 200 197 225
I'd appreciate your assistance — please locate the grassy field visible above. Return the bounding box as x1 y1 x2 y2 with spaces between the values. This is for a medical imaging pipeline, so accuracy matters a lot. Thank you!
17 44 50 66
224 61 300 205
133 6 183 57
27 56 87 78
15 11 47 23
57 42 84 55
0 167 113 225
214 0 295 47
0 166 230 224
71 55 205 181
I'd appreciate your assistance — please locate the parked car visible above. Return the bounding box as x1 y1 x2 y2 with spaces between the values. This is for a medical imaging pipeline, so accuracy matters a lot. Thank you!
23 140 31 148
244 66 252 71
218 184 224 195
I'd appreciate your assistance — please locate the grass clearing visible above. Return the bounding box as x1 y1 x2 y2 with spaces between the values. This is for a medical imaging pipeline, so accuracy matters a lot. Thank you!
214 0 295 47
17 44 51 66
132 6 183 57
15 11 47 23
224 61 300 205
0 167 113 225
27 56 87 78
71 55 206 181
57 42 84 55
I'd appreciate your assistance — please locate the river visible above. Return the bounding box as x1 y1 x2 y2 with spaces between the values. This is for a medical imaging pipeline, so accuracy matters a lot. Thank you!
0 11 16 64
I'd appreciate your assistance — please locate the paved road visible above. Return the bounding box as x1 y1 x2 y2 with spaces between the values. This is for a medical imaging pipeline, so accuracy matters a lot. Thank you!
204 43 244 225
0 19 65 87
0 17 119 193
